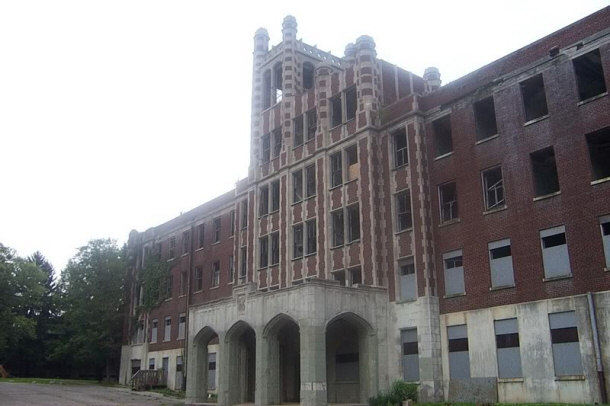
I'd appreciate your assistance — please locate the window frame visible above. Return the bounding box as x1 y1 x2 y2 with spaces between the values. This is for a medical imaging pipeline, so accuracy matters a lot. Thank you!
482 166 505 211
443 249 465 296
439 182 459 223
395 190 413 232
392 127 408 168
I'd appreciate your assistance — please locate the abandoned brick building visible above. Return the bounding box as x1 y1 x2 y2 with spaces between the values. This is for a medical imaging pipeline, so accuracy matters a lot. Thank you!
120 7 610 405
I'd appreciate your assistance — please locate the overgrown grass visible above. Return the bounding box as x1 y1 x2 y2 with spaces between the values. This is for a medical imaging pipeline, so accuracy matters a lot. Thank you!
0 377 108 385
148 387 186 399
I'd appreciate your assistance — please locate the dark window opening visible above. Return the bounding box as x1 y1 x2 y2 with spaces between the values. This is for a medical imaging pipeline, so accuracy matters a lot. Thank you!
345 87 357 120
330 152 342 187
214 217 221 243
293 224 303 258
474 96 498 140
439 182 458 222
396 190 412 231
195 267 203 291
263 70 272 109
332 210 344 247
230 210 235 236
433 115 453 157
305 164 316 198
520 74 548 122
182 231 190 254
293 170 303 202
271 180 280 212
241 200 248 229
542 232 566 248
240 247 247 279
490 245 511 259
586 127 610 180
259 185 269 216
294 115 304 147
169 236 176 260
261 134 270 163
303 62 314 90
448 337 469 352
331 95 342 127
306 109 317 141
270 232 279 265
198 224 205 248
573 49 606 101
349 267 362 285
274 62 283 104
212 261 220 286
347 204 360 242
393 128 408 167
306 220 316 255
531 147 560 196
272 129 282 158
259 236 268 268
333 270 346 286
345 145 359 181
483 167 504 210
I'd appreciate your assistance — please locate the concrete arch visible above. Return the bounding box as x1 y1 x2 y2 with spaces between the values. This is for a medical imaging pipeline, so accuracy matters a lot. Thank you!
224 319 254 343
225 320 257 405
263 312 299 338
325 310 375 333
186 326 219 404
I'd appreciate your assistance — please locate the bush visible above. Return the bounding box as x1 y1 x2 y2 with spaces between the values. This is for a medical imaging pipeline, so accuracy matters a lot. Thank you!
369 380 418 406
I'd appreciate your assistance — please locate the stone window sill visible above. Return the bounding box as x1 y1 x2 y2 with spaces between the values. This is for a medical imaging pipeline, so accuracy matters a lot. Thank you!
555 375 585 381
476 134 499 145
543 273 572 282
434 151 454 161
533 191 561 201
577 92 607 106
498 377 524 383
523 115 549 127
591 176 610 186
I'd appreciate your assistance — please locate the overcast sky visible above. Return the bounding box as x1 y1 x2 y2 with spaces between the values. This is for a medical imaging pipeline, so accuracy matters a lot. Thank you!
1 1 607 274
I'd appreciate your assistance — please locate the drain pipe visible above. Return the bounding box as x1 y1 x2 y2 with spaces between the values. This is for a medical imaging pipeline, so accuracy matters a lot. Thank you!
587 292 607 404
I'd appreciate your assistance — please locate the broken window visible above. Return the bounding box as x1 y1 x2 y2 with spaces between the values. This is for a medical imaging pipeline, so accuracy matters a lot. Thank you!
439 182 458 223
240 246 247 280
131 359 141 375
261 133 270 163
305 164 316 198
482 166 505 210
347 204 360 242
488 239 514 288
401 328 419 381
303 62 314 90
474 96 498 141
396 190 412 232
293 170 303 203
330 152 342 187
195 266 203 291
433 115 453 157
150 319 158 343
263 70 272 109
259 236 268 268
214 217 221 243
271 180 280 212
293 224 303 258
331 210 344 247
306 219 317 255
270 232 279 265
520 74 548 122
540 225 571 279
211 261 220 287
549 311 583 376
443 249 464 296
259 185 269 216
586 127 610 181
345 144 359 181
573 49 607 101
274 62 283 103
448 324 470 378
149 358 155 370
331 95 342 127
393 128 408 167
531 147 560 197
168 236 176 259
495 318 522 378
294 115 304 147
182 231 190 255
600 215 610 268
272 128 282 158
398 257 416 301
240 200 248 229
164 316 171 342
306 109 317 141
349 267 362 285
345 86 357 121
178 314 186 340
333 269 346 286
197 223 205 248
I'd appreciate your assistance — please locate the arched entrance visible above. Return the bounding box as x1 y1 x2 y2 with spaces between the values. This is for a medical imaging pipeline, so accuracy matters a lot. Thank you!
226 321 256 405
188 326 218 404
264 314 301 404
326 312 374 404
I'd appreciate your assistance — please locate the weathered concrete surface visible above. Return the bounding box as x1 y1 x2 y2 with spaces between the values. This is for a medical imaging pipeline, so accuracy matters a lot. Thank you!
448 377 497 402
0 383 182 406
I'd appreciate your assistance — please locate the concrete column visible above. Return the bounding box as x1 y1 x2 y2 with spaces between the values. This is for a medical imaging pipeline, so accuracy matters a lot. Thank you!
300 323 327 406
217 334 233 406
249 27 269 181
255 329 272 406
185 337 207 404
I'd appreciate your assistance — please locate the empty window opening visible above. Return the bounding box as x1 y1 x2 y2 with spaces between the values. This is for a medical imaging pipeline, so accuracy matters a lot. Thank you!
306 109 317 141
240 200 248 229
294 115 304 147
448 324 470 378
349 267 362 285
259 185 269 216
293 170 303 203
345 144 359 182
149 358 155 370
482 166 505 210
263 70 272 109
230 210 235 236
198 223 205 248
270 232 280 265
261 133 270 163
573 49 607 101
306 220 317 255
240 246 247 280
345 87 357 121
212 261 220 287
401 328 419 381
489 239 515 288
398 257 416 301
164 274 173 299
540 225 571 279
272 129 282 158
600 215 610 268
305 164 316 198
439 182 458 222
474 96 498 141
331 210 344 247
347 204 360 242
433 115 453 157
169 236 176 259
180 270 187 296
182 230 190 255
495 318 522 378
549 311 583 376
330 152 343 187
274 62 283 103
520 74 548 122
271 180 280 212
333 269 346 286
303 62 314 90
131 359 141 376
586 127 610 181
443 250 464 296
331 95 342 127
293 224 304 259
393 128 408 167
531 147 560 196
259 236 268 268
396 190 413 231
195 266 203 291
214 217 221 243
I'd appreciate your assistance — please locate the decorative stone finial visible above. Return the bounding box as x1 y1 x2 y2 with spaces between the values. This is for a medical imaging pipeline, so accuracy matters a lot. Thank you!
423 67 442 92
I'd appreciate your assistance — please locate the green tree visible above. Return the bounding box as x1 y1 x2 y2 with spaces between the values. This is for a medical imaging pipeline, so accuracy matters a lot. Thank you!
53 239 126 380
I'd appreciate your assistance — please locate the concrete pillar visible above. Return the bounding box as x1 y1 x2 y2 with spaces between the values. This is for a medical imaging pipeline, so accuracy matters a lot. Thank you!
249 27 269 180
185 337 207 404
300 323 327 406
255 329 273 406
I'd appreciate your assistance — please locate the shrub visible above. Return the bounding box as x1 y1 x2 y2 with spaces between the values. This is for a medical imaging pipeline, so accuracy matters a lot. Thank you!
369 380 418 406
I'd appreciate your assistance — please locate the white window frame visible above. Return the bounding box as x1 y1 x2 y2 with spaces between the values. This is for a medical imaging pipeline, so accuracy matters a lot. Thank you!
540 225 571 279
443 249 464 296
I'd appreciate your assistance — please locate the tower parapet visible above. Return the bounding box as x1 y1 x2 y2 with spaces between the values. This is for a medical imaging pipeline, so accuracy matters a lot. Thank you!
354 35 380 128
423 66 441 93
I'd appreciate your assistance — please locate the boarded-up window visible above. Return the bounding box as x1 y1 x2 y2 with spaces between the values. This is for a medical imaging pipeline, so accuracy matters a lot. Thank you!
540 225 571 278
401 328 419 381
489 239 514 288
549 311 583 376
495 318 522 378
443 250 464 296
399 257 416 301
448 324 470 378
208 353 217 390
